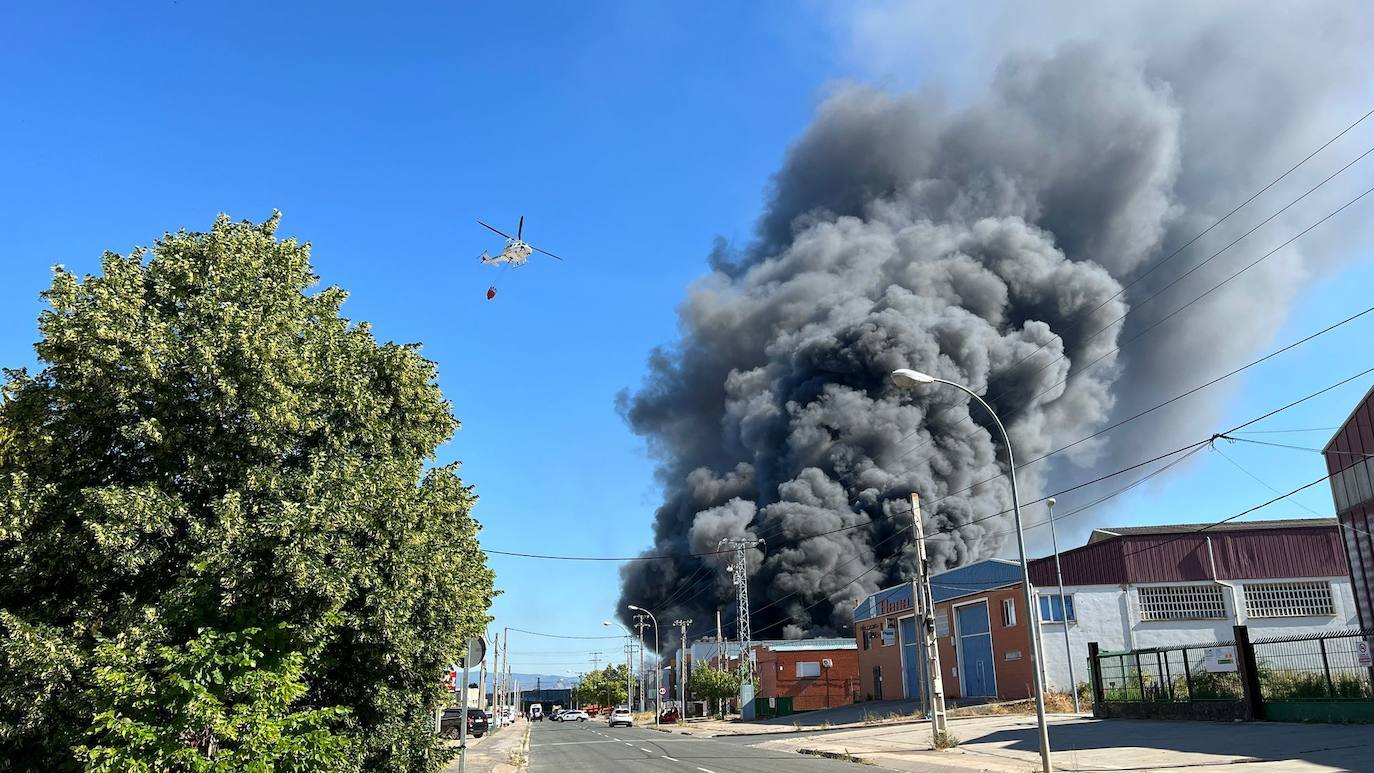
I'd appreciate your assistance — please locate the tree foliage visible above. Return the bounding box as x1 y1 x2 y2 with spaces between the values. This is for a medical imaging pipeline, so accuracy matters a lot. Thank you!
0 214 494 771
76 625 354 773
689 668 740 717
572 665 630 709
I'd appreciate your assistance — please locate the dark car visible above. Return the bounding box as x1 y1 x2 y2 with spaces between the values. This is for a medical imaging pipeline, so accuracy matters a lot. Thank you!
440 707 488 739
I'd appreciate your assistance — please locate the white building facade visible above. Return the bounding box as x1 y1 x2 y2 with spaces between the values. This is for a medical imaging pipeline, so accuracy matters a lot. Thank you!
1027 520 1358 694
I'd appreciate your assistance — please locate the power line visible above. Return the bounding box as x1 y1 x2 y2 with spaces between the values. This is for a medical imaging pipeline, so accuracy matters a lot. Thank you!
505 627 625 640
1213 442 1373 539
891 113 1374 463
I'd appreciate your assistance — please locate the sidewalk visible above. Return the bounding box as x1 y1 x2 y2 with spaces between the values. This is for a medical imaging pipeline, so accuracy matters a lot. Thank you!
441 721 529 773
753 714 1370 772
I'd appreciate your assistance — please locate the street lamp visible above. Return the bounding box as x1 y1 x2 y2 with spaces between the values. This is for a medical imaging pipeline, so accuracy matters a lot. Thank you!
628 605 662 726
890 368 1053 773
603 620 634 712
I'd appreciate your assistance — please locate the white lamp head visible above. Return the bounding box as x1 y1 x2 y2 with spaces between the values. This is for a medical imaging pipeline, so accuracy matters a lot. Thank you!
1047 497 1057 508
890 368 936 388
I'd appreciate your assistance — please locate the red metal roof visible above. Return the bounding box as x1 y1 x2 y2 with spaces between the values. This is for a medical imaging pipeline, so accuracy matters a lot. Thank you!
1029 523 1348 586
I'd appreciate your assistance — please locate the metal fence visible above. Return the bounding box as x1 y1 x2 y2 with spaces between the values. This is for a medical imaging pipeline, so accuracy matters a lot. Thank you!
1251 628 1373 702
1090 626 1374 723
1095 640 1243 704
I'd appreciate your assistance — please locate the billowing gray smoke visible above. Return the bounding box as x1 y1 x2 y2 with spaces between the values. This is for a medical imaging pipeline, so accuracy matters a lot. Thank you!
619 10 1373 642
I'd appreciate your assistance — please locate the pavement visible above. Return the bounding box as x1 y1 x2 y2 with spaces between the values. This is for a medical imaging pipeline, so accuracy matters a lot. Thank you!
441 719 531 772
748 713 1371 772
523 715 925 773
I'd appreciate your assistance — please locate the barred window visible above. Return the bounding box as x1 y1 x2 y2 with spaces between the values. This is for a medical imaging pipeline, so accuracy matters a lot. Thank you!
1243 581 1335 618
1137 584 1226 621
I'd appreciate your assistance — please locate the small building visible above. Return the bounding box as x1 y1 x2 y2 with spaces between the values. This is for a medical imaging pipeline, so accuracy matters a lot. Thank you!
520 687 572 714
1027 519 1358 695
754 638 858 712
1323 386 1374 630
854 559 1034 704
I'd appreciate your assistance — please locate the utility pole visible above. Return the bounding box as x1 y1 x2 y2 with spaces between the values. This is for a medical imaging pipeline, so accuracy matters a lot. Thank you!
479 640 488 714
720 536 764 719
1047 497 1081 713
674 619 692 722
491 631 500 720
633 614 649 713
715 609 723 669
624 639 634 710
910 493 949 744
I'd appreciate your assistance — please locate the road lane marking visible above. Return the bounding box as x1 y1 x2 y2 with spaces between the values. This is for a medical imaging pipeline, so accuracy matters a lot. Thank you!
662 756 678 761
640 748 653 753
697 768 717 773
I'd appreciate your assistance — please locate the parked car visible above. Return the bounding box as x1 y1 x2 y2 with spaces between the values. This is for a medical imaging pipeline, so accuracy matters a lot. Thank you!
529 705 543 721
559 710 590 722
484 710 495 727
550 709 566 721
607 707 633 728
659 707 680 723
439 707 488 739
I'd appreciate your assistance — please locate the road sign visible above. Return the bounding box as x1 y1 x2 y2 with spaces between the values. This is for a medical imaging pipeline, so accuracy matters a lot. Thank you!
659 687 666 695
1358 639 1372 668
462 636 487 669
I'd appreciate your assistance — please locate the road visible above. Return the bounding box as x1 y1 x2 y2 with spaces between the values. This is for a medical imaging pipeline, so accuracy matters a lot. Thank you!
525 718 869 773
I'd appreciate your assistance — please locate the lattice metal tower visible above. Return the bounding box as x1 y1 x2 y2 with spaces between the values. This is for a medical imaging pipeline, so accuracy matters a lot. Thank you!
718 537 764 684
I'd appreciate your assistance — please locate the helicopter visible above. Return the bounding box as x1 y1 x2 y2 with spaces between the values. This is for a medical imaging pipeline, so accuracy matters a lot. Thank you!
477 216 564 300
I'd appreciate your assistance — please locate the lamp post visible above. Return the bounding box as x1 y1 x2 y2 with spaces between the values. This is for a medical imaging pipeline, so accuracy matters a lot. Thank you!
628 605 662 725
891 368 1052 773
603 620 634 711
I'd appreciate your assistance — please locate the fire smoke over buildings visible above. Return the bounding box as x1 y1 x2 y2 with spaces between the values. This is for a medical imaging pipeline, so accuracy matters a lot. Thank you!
618 6 1372 642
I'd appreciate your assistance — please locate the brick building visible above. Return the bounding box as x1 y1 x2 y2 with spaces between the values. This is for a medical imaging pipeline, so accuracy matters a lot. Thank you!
854 559 1034 703
755 639 858 711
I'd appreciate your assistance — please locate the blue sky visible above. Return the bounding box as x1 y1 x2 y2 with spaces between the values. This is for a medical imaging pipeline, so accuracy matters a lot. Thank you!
3 2 1372 677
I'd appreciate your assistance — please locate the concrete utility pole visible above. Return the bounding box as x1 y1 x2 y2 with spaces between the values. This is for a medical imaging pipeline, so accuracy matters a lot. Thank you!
633 614 649 712
629 606 661 724
1047 497 1081 713
719 536 764 719
674 619 692 722
715 609 723 669
909 493 948 744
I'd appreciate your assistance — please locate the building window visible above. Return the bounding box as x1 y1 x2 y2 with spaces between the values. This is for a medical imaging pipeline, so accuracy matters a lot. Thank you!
881 624 896 646
862 627 872 650
1137 584 1225 621
1244 581 1336 618
1038 594 1075 622
1002 598 1016 627
796 661 821 678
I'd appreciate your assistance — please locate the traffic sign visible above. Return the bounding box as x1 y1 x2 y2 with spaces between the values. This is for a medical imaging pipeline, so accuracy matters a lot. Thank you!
1359 639 1372 668
659 687 667 695
462 636 487 669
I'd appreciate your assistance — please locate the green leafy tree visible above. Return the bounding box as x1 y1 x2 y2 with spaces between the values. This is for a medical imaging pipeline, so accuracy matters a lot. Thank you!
572 665 630 709
77 625 354 772
689 668 740 718
0 214 494 771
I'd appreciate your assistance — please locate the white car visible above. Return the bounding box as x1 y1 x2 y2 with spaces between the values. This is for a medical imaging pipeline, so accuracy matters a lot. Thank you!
558 710 590 722
608 707 633 728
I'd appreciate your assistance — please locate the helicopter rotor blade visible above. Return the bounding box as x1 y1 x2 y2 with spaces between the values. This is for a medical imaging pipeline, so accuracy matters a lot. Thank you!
530 245 564 261
517 215 524 241
477 220 513 239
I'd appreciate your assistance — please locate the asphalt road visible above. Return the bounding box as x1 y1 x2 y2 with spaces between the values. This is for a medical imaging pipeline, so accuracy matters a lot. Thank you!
525 718 869 773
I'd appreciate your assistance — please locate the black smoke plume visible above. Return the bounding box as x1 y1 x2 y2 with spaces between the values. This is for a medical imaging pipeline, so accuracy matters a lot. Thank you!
618 11 1373 643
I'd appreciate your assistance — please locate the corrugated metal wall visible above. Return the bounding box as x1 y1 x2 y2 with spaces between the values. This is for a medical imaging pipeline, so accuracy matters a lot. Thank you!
1028 527 1347 586
1324 388 1374 630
